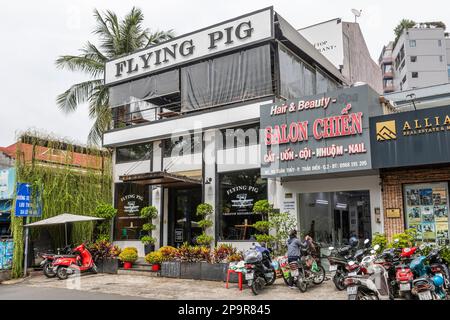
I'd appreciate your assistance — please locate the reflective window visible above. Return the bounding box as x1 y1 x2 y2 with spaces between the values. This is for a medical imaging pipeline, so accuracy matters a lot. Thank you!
220 124 260 150
162 134 202 158
116 143 152 164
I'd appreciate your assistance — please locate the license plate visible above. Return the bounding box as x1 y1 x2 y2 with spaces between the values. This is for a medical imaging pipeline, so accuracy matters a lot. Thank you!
329 265 337 272
348 272 357 276
418 291 432 300
347 286 357 295
291 269 299 277
399 283 410 291
245 272 254 280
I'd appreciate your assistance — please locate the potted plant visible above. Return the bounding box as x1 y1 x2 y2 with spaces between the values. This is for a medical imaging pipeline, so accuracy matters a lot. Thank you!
140 206 158 255
195 203 214 247
145 251 163 271
119 247 138 269
93 202 117 241
88 240 121 274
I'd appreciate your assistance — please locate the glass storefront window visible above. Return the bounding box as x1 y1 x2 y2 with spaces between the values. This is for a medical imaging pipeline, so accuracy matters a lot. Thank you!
162 133 202 158
114 183 149 241
298 190 371 246
220 123 260 150
116 143 152 164
218 169 267 241
404 182 449 245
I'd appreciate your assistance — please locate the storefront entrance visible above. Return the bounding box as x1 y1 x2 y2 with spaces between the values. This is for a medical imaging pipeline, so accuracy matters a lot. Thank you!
298 190 372 246
168 187 202 247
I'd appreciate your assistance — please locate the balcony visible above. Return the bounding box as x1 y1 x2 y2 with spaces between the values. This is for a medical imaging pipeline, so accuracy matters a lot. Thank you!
380 56 393 65
383 85 395 93
383 71 394 79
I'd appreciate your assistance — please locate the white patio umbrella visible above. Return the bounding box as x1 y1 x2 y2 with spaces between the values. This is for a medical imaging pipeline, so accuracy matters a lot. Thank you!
23 213 104 277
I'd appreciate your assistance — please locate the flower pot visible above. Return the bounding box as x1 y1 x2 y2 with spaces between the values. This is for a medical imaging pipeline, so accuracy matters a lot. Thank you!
180 262 202 280
123 262 133 269
151 264 160 271
200 262 229 281
96 258 119 274
161 261 181 278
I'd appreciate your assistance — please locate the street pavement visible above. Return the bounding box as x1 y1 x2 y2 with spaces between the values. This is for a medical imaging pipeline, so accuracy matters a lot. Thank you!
0 273 347 300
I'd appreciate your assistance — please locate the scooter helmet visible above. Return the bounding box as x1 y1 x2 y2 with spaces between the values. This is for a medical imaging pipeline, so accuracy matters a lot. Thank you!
349 237 359 248
432 274 444 287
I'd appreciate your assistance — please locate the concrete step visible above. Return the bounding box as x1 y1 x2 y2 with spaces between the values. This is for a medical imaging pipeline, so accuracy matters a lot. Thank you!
117 269 160 277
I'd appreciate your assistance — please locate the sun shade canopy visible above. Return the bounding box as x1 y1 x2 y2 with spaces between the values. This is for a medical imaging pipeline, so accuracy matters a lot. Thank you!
119 171 202 187
24 213 104 227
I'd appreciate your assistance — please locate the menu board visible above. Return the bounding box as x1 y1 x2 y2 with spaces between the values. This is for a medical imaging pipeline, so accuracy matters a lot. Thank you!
405 183 449 245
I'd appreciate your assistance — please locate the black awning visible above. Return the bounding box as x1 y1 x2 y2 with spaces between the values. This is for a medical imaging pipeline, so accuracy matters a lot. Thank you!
119 171 202 187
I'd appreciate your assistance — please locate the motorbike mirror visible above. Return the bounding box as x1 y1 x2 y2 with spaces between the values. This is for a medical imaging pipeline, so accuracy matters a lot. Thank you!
364 239 370 244
370 249 376 255
373 244 380 251
419 244 426 251
394 239 399 243
328 246 335 251
348 261 355 266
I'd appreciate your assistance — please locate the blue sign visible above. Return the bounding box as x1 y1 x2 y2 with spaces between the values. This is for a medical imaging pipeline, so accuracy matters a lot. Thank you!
14 183 42 217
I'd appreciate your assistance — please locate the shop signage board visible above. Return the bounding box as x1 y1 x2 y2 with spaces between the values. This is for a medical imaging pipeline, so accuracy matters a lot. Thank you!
370 105 450 169
104 7 273 85
386 208 401 218
14 183 42 217
260 85 381 178
0 168 15 200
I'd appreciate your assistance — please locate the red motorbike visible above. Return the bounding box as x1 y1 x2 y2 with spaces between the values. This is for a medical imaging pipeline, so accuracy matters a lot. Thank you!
395 246 417 299
52 243 97 280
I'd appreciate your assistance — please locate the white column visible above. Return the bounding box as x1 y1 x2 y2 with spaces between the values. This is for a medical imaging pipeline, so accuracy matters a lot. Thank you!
204 129 217 243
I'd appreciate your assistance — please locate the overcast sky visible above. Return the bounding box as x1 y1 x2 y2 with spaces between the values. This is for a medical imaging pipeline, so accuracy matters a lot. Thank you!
1 0 449 147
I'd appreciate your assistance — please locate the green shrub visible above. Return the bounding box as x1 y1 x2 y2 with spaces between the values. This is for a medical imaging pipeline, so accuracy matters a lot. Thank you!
196 203 214 247
252 221 270 233
389 228 417 248
145 251 163 264
140 206 158 246
372 233 388 251
140 235 155 245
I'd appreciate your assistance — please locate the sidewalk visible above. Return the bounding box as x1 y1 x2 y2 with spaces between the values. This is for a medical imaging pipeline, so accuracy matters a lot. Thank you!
11 273 347 300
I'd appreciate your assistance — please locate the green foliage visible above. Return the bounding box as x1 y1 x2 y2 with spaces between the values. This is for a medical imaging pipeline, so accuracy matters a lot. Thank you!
394 19 416 43
93 202 117 241
175 243 211 262
55 7 175 144
140 235 155 245
389 228 417 249
269 211 297 256
11 132 112 278
140 206 158 220
195 203 214 247
139 206 158 245
145 251 163 264
196 203 213 217
441 246 450 265
372 233 388 251
158 246 178 261
119 247 138 263
88 240 121 262
255 234 275 244
196 233 214 246
252 200 272 216
252 221 270 233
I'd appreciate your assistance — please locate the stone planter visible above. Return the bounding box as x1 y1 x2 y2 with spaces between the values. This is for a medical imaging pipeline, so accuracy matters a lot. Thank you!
200 262 228 281
161 261 181 278
180 262 202 280
96 258 119 274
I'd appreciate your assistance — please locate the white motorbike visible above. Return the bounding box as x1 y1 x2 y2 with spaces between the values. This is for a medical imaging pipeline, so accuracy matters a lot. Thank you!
344 245 394 300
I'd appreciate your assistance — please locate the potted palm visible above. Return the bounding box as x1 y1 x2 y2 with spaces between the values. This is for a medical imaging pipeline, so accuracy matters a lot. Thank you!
119 247 138 269
140 206 158 255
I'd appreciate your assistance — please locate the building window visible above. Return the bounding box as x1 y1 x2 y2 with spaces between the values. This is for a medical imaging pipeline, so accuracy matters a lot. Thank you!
114 183 149 241
412 72 419 78
409 40 416 47
439 55 443 62
116 143 152 164
438 40 442 47
218 169 267 241
410 56 417 63
404 182 449 245
162 134 202 158
220 124 260 150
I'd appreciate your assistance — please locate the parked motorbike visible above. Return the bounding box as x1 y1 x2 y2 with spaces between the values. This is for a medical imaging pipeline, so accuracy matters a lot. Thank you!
52 243 97 280
393 246 418 299
410 247 448 300
427 246 450 294
292 240 326 292
244 245 276 295
39 245 72 278
344 244 395 300
328 239 371 290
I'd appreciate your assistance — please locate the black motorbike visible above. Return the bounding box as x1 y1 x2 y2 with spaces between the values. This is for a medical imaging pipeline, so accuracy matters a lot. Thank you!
244 245 277 295
427 247 450 294
39 245 72 278
327 239 371 290
294 241 326 292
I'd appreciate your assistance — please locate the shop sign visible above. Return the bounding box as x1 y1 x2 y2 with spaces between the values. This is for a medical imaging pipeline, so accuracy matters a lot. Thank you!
223 185 259 215
386 208 401 218
260 85 380 178
105 8 273 85
175 229 184 242
370 105 450 168
0 168 15 200
14 183 42 217
120 194 144 216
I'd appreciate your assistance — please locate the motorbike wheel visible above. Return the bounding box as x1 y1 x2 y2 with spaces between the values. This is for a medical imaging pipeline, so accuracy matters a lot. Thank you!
296 275 308 292
56 266 69 280
313 265 326 285
43 262 56 278
333 273 346 291
265 269 277 286
283 276 294 287
251 277 264 295
356 291 379 300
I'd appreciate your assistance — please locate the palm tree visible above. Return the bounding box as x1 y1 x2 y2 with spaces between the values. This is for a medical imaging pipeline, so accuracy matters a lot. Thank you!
56 7 174 144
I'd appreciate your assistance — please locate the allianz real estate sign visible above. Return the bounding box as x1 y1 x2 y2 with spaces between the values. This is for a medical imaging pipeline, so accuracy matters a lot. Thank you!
260 85 382 178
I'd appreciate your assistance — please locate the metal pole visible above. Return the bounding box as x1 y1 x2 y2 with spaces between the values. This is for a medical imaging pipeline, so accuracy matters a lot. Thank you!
65 223 68 246
23 225 29 278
